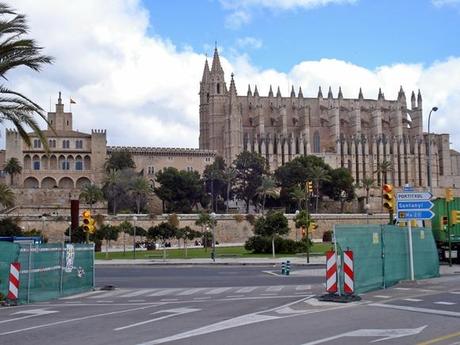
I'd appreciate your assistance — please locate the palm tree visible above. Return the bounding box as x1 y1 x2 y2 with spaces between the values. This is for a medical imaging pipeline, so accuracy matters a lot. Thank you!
256 176 279 214
0 183 15 209
103 169 122 214
79 183 104 212
374 160 392 185
0 4 53 147
361 177 375 204
289 186 305 212
129 176 151 214
4 157 22 186
310 166 331 213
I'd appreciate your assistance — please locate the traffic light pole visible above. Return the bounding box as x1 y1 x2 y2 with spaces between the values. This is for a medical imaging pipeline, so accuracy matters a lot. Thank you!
446 198 452 267
408 221 415 281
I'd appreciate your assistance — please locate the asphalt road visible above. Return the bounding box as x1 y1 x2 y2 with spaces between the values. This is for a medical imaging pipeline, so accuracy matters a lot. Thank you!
1 265 460 345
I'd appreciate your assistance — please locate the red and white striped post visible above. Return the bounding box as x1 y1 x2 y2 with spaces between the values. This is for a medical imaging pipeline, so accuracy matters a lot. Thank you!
343 250 354 294
325 250 337 293
7 262 20 301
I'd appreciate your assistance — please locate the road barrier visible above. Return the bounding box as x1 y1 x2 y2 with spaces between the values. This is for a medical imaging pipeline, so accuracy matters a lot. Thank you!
7 262 20 301
325 251 337 293
343 250 354 294
281 261 291 276
0 242 94 304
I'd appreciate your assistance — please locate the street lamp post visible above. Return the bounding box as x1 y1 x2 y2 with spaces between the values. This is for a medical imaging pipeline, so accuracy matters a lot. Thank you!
132 216 137 260
295 210 300 241
364 203 370 225
210 212 216 262
427 106 438 194
68 221 72 243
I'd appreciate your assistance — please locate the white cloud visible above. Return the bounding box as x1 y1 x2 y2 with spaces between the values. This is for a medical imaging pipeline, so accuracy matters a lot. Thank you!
3 0 460 153
235 37 263 49
432 0 460 7
221 0 357 28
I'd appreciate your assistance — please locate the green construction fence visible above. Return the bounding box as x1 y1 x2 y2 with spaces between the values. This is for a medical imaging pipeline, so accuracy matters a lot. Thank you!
0 242 94 303
334 224 439 294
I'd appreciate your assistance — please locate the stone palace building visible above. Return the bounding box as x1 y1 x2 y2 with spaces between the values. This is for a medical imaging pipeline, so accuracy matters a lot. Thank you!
199 48 460 192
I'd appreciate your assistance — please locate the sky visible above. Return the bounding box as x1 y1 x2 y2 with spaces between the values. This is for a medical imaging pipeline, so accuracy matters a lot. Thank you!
4 0 460 150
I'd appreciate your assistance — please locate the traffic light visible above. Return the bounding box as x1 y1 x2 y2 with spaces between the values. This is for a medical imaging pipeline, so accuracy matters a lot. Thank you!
452 210 460 225
306 181 313 194
446 188 454 202
382 184 395 212
82 209 95 233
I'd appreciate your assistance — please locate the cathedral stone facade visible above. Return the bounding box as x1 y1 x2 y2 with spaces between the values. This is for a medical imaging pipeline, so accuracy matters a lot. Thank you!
199 48 460 193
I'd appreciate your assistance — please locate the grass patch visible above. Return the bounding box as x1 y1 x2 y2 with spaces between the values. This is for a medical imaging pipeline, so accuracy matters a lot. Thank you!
95 243 332 260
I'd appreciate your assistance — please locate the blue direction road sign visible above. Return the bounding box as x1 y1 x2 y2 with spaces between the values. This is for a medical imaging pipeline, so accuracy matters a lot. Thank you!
397 201 434 210
397 210 435 220
397 192 432 200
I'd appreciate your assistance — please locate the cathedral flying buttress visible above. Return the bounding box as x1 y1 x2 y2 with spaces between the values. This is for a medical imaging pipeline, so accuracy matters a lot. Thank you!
199 48 460 192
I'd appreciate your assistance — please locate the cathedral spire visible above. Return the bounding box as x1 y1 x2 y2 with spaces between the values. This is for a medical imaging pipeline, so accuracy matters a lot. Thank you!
318 86 323 99
378 88 384 100
276 86 281 97
210 47 224 74
398 85 406 102
327 86 333 99
358 87 363 100
338 86 343 99
268 85 273 97
254 85 259 97
247 84 252 97
298 86 303 98
229 73 237 96
417 89 422 108
290 85 295 98
201 58 210 83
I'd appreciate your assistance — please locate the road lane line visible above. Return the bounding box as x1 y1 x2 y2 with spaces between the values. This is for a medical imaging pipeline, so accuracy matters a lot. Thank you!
374 295 391 299
235 287 257 293
226 295 244 298
296 285 312 291
205 287 232 295
60 291 104 300
118 289 156 298
193 297 211 300
370 303 460 317
176 288 206 296
160 298 178 302
433 301 456 305
147 289 182 297
403 298 423 302
265 286 283 292
0 305 159 336
417 330 460 345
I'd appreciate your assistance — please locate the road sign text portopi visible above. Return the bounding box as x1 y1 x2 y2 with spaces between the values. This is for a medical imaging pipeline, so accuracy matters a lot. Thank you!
396 192 434 220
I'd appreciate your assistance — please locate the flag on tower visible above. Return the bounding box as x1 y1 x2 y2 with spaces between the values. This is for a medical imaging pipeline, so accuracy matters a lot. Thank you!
70 98 76 104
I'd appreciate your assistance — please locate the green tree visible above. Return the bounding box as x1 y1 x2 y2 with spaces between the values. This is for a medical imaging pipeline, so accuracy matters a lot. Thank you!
0 183 15 209
154 167 206 213
254 211 289 257
323 168 355 213
310 166 331 213
129 176 151 214
223 166 236 213
103 169 123 214
374 160 392 186
256 176 279 214
289 186 305 212
0 4 53 148
148 222 177 260
79 183 104 212
104 150 135 172
0 217 22 236
179 226 199 257
233 151 267 213
98 224 119 259
3 157 22 186
361 177 375 204
203 156 227 212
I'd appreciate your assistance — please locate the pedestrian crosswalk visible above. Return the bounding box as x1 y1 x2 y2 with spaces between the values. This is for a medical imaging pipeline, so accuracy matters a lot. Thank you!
78 284 316 301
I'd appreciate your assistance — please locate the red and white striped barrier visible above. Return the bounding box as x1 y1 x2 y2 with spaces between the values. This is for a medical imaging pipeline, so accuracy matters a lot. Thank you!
7 262 20 300
343 250 354 294
326 251 337 293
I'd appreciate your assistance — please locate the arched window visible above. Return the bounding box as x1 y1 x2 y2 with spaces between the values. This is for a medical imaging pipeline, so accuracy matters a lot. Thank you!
313 131 321 153
75 159 83 171
32 155 40 170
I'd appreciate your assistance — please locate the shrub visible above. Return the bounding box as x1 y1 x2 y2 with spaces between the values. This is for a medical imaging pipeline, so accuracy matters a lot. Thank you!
322 230 332 242
245 236 309 254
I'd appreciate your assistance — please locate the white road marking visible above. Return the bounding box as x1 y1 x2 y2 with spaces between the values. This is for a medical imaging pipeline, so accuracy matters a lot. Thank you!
205 287 232 295
96 300 114 303
235 287 257 293
403 298 423 302
296 285 312 291
450 291 460 295
147 289 182 297
301 325 427 345
0 305 158 336
128 300 146 303
64 301 82 304
262 270 282 277
136 296 313 345
118 289 156 298
434 301 456 305
394 287 411 291
193 297 211 300
374 295 391 299
265 286 283 292
60 291 104 300
160 298 178 302
114 307 200 331
371 303 460 317
0 309 58 324
177 288 207 296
